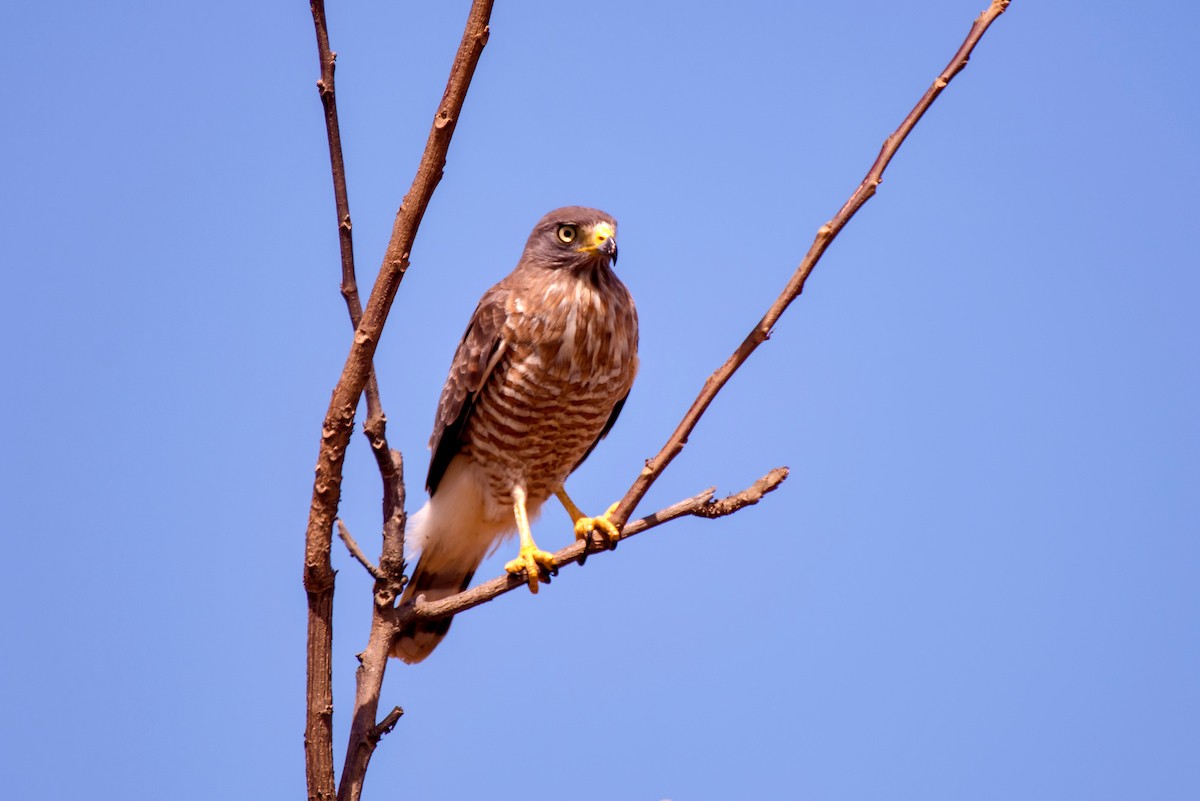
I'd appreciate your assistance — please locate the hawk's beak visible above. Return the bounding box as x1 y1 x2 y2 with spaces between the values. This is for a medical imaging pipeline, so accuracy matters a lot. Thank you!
600 236 618 264
591 223 618 264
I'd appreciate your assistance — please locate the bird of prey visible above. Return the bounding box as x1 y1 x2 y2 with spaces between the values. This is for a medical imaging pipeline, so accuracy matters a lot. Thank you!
392 206 639 663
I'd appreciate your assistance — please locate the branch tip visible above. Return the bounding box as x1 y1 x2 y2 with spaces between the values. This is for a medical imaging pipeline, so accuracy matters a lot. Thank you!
369 707 405 744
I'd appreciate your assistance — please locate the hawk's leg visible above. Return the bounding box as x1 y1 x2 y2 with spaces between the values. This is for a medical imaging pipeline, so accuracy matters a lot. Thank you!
555 488 622 546
504 485 555 594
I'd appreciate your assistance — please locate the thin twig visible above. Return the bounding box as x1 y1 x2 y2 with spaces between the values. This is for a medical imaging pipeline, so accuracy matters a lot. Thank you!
402 467 789 625
310 0 388 432
304 0 493 586
303 2 494 800
336 519 383 581
609 0 1011 529
310 0 404 560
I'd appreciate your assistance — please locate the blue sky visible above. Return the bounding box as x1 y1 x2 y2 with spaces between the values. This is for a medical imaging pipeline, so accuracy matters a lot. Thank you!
3 2 1198 799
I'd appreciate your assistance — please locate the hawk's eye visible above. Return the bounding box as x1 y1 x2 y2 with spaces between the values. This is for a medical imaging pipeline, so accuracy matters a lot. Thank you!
556 225 577 244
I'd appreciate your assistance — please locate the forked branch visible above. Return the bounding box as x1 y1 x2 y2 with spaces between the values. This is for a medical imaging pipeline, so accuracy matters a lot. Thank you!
303 2 495 800
304 3 1012 801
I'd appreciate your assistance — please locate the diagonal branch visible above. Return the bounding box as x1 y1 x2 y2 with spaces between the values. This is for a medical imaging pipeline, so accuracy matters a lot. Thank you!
609 0 1011 529
370 707 405 743
303 2 495 800
336 519 383 581
402 467 789 625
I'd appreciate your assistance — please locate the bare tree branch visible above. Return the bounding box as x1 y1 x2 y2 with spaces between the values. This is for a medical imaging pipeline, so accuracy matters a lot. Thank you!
310 0 404 562
370 707 405 743
303 2 495 799
338 454 406 801
690 467 793 519
338 606 402 801
303 3 1012 799
375 450 407 590
403 467 790 625
609 0 1012 530
336 519 383 581
310 0 397 484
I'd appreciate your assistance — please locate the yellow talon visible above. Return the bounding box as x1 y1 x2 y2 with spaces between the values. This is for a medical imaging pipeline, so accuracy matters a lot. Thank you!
573 502 622 544
507 485 554 593
505 545 555 593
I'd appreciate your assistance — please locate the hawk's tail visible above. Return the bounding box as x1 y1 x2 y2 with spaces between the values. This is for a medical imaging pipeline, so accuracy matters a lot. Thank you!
390 558 479 664
391 495 494 664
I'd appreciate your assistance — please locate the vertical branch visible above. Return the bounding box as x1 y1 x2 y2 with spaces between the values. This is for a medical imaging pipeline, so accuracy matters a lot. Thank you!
305 3 344 796
338 456 406 801
311 0 357 320
610 0 1012 528
303 568 336 801
303 1 495 800
336 598 403 801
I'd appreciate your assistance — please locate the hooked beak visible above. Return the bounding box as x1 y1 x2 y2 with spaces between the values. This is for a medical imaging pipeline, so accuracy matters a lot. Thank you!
589 222 618 264
600 235 618 264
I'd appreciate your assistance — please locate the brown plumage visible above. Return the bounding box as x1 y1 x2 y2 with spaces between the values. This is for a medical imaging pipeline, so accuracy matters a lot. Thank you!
392 207 638 663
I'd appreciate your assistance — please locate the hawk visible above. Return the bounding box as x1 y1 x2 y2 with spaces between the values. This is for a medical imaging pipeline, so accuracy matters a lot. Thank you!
393 206 639 663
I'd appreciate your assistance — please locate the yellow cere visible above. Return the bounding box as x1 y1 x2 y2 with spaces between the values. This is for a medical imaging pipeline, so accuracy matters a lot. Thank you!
580 221 615 252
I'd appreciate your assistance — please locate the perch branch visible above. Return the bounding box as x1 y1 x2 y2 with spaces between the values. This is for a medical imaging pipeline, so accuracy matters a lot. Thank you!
304 2 494 800
609 0 1011 529
402 467 789 625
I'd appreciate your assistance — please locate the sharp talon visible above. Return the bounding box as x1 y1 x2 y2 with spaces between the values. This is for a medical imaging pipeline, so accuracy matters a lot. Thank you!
505 546 555 594
572 502 623 549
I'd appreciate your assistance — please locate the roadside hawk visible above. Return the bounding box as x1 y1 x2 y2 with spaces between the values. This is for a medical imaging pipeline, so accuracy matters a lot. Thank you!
392 206 639 663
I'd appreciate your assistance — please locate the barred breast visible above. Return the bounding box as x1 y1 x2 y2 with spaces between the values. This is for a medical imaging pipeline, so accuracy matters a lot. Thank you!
461 265 638 522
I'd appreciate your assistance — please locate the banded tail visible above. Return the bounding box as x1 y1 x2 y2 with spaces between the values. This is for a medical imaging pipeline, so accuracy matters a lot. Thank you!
391 550 480 664
391 458 510 663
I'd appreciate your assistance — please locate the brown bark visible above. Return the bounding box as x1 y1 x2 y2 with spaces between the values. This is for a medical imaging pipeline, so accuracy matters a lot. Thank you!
303 2 495 800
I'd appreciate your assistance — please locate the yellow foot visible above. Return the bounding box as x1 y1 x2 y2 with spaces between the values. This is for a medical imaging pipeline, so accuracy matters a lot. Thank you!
504 545 556 594
574 502 622 545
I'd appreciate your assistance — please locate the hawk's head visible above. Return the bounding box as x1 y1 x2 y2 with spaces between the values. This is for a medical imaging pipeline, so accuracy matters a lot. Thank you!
523 206 618 270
